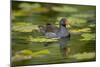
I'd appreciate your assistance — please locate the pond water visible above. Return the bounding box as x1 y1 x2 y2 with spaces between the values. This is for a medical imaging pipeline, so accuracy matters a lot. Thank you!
12 25 96 66
11 1 96 66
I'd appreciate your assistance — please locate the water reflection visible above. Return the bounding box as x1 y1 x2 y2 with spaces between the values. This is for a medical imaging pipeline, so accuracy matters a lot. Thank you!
12 30 95 66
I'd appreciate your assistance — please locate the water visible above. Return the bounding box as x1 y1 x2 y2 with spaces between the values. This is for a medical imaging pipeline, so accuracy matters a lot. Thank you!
11 28 96 66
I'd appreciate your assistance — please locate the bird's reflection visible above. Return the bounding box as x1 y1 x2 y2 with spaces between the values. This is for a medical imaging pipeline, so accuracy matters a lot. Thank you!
59 36 70 58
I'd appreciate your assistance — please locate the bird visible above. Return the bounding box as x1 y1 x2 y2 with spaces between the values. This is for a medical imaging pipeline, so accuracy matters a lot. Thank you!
38 18 70 39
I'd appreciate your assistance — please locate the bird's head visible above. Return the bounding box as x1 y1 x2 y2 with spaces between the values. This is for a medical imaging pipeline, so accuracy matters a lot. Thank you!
60 18 68 27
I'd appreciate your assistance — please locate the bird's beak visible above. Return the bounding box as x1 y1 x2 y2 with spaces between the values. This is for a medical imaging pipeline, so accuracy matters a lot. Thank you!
63 20 67 26
64 21 66 25
60 18 68 26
